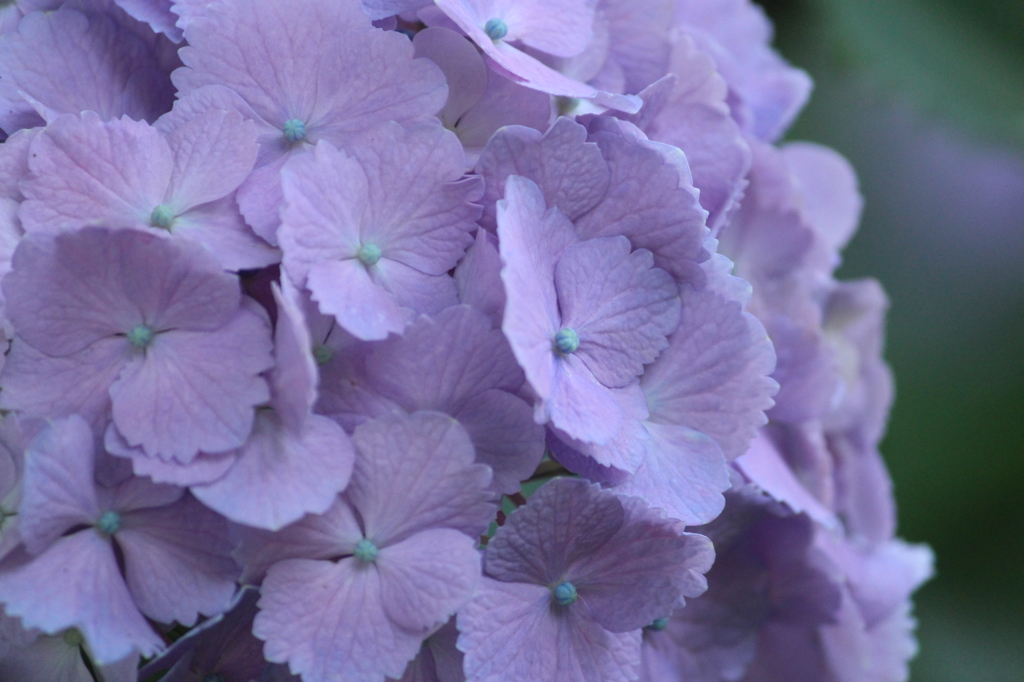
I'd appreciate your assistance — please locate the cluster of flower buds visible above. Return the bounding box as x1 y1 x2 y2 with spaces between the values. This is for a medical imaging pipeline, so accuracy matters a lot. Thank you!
0 0 932 680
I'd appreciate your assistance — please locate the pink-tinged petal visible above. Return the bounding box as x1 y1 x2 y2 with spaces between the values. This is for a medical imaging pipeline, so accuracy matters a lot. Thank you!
349 412 495 545
547 353 624 445
342 122 481 276
0 533 163 663
546 381 649 474
366 306 522 412
454 229 506 329
571 496 713 631
454 62 553 157
307 258 406 341
255 558 424 682
171 196 280 271
413 27 488 129
485 478 624 585
165 108 259 212
577 116 709 284
0 9 174 135
106 423 238 486
478 118 609 229
116 495 238 626
612 422 729 526
279 141 367 286
434 0 639 113
454 389 544 494
458 577 642 682
621 34 751 234
557 237 681 387
497 176 578 402
378 529 481 632
270 281 318 432
192 412 354 532
17 415 99 555
734 432 837 528
642 281 777 460
0 338 128 432
110 306 273 462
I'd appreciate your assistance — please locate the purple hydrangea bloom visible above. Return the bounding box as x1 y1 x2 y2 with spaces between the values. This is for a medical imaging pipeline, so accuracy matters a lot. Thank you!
279 122 482 340
0 624 139 682
0 4 175 135
498 174 680 446
170 0 448 241
19 110 276 270
0 415 238 664
458 477 714 682
244 411 495 682
0 227 274 462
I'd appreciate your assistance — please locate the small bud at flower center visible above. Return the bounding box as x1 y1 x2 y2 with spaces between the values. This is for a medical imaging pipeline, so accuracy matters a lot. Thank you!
357 243 382 266
150 204 175 229
553 581 577 606
97 510 122 535
127 324 154 349
554 328 579 354
646 617 669 631
283 118 307 143
353 538 379 563
313 344 333 365
484 17 508 41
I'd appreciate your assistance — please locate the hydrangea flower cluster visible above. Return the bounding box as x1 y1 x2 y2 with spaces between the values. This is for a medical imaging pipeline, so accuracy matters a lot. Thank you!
0 0 931 680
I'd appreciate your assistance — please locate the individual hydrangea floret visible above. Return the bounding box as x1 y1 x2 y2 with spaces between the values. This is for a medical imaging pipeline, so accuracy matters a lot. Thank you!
0 415 238 665
497 174 680 446
458 477 714 682
279 123 482 340
247 411 495 682
20 110 276 271
0 227 274 463
170 0 448 241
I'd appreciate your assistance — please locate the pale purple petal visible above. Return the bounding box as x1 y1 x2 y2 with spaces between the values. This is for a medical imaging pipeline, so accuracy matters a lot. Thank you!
641 280 777 460
117 495 238 626
612 423 729 526
0 533 163 663
556 237 680 387
454 228 506 329
110 305 273 462
306 258 406 341
453 61 553 157
0 8 174 135
191 412 354 531
269 280 318 432
412 27 488 129
255 558 424 682
547 354 624 445
105 423 238 487
17 415 99 555
478 118 609 229
164 108 258 212
453 389 545 494
458 577 642 682
348 412 495 544
378 529 481 633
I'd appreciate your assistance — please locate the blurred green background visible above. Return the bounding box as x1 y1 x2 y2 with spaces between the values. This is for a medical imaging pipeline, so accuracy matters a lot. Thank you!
754 0 1024 679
